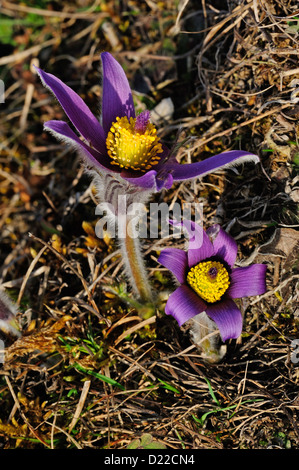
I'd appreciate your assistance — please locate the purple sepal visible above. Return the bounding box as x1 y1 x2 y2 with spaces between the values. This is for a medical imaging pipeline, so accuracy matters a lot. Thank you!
227 264 267 298
168 150 260 181
169 219 214 267
158 248 188 284
206 299 243 341
207 224 238 268
35 66 106 155
165 284 207 327
101 52 135 135
44 120 113 170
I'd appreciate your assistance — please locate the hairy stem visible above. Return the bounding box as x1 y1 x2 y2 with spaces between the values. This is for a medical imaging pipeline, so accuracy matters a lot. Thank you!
190 312 227 363
118 215 153 305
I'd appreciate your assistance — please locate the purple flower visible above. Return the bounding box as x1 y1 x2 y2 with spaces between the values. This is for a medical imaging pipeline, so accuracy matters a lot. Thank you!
35 52 260 193
158 221 267 342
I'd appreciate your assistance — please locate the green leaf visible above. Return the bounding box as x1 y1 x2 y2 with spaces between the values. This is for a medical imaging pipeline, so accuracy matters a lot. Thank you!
192 398 264 426
127 434 166 449
204 377 220 405
73 363 125 390
126 439 140 449
158 379 180 394
293 153 299 167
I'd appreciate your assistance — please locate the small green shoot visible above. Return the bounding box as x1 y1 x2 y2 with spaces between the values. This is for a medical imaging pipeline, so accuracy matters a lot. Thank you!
73 363 125 390
192 398 264 426
174 429 186 449
127 433 166 449
204 377 220 405
158 379 180 394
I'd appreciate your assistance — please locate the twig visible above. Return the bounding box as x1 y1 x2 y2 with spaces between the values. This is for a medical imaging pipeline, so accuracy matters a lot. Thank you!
17 245 48 305
5 376 51 448
173 0 190 32
109 345 157 381
183 103 292 156
27 232 109 325
2 1 108 20
0 38 58 66
113 316 156 346
68 380 91 433
19 83 35 130
44 421 82 449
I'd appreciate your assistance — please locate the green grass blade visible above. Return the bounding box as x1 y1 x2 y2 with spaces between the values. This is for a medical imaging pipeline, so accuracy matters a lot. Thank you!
204 377 220 405
73 363 125 390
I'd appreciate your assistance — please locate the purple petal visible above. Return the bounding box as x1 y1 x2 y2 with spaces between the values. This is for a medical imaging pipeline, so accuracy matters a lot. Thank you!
158 248 188 284
122 169 174 191
156 172 173 191
153 145 174 190
167 150 260 181
35 67 106 155
170 220 214 268
227 264 267 298
207 224 238 268
206 299 243 341
122 169 158 190
101 52 135 135
165 285 207 326
44 120 114 171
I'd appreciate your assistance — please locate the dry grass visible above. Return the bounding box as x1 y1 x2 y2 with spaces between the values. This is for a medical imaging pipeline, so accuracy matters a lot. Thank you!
0 0 298 449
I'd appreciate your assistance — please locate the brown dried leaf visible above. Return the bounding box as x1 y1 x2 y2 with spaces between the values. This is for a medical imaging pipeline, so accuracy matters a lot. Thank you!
259 228 299 259
5 315 72 363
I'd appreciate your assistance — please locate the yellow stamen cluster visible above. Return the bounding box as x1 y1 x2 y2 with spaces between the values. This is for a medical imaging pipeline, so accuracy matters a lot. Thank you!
187 260 230 303
106 116 163 172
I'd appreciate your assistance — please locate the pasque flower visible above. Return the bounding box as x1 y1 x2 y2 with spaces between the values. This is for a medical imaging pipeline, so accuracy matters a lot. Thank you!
158 221 267 341
35 52 260 195
35 52 261 306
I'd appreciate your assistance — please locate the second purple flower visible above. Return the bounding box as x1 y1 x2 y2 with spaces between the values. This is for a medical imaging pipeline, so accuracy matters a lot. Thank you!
158 221 267 342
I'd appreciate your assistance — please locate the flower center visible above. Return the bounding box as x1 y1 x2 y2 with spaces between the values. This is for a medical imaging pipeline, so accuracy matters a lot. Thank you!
106 111 164 172
187 260 230 303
